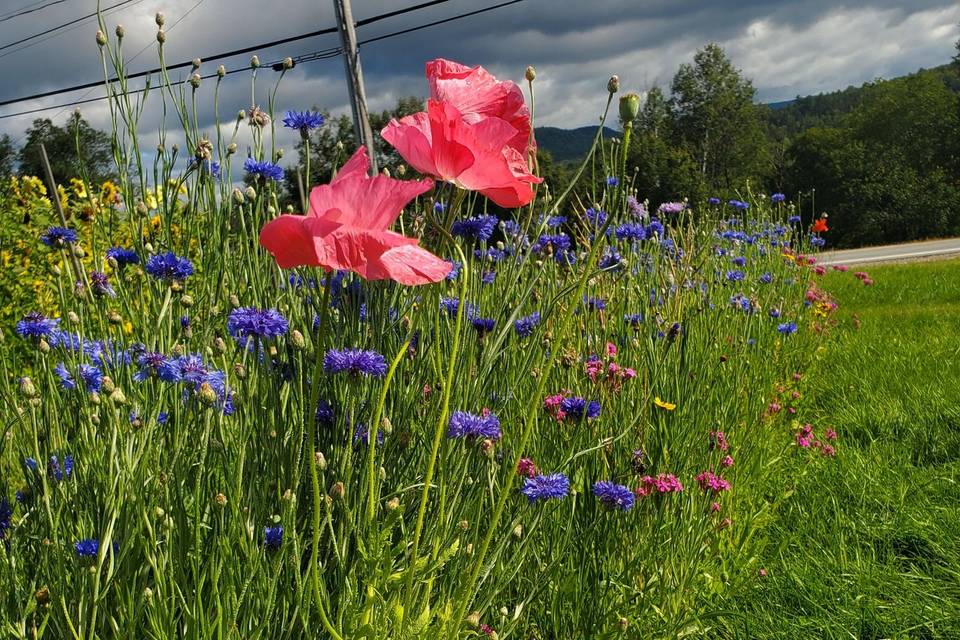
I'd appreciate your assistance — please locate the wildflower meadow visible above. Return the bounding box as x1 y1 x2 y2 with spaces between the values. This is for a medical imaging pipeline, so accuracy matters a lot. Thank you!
0 15 872 639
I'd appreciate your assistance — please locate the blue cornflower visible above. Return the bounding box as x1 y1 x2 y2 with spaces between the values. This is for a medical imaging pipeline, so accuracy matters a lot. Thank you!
24 458 38 472
78 364 103 392
521 473 570 503
434 201 447 213
323 349 387 377
599 248 622 271
445 259 461 281
447 411 501 440
159 353 207 384
145 252 194 281
582 296 606 312
451 215 498 242
481 271 497 285
645 220 665 237
106 247 140 268
440 297 477 319
40 226 77 248
53 363 76 390
264 526 284 550
282 110 325 135
771 192 786 203
788 215 801 224
708 197 721 205
353 422 384 446
728 200 749 210
471 317 495 337
75 539 101 558
16 312 59 339
49 454 74 482
189 158 221 178
243 157 285 181
500 220 522 237
542 214 567 228
532 232 572 255
227 307 288 344
624 313 643 327
514 312 541 338
615 223 646 242
585 208 607 226
810 236 826 248
777 322 798 335
726 270 745 282
593 481 635 511
731 256 746 267
89 271 116 297
0 497 12 540
759 273 773 284
605 176 619 187
768 308 782 319
134 352 168 382
559 397 601 421
316 400 336 426
157 412 169 425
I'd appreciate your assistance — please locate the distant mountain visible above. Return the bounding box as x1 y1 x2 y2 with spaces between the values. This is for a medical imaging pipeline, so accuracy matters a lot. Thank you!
535 126 618 162
766 99 795 110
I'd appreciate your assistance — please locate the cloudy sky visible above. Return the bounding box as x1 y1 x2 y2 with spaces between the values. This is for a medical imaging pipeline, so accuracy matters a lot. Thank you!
0 0 957 169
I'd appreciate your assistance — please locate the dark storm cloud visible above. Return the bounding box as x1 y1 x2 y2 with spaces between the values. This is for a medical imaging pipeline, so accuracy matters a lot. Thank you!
0 0 956 158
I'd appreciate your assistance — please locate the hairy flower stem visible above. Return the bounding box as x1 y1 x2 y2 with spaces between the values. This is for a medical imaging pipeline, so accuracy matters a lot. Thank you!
305 276 342 640
400 241 470 627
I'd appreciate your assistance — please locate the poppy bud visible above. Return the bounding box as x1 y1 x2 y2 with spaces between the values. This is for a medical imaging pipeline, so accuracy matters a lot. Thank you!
192 57 201 70
156 30 166 44
525 65 536 82
619 92 640 124
607 75 620 93
227 142 237 155
115 25 124 39
250 55 260 69
189 73 201 89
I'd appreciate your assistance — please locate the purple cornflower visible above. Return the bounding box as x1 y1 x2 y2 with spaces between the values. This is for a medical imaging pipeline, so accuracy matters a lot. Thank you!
440 297 477 319
40 226 77 248
481 271 497 285
788 215 801 224
599 248 622 271
627 196 648 219
451 215 498 242
227 307 288 343
323 349 387 377
771 192 786 203
447 411 501 440
263 526 284 550
531 233 571 255
708 197 721 205
89 271 116 297
606 176 619 187
514 312 541 338
593 481 635 511
726 270 745 282
521 473 570 503
777 322 798 335
615 223 647 242
282 110 325 135
728 200 749 210
243 157 285 181
106 247 140 267
134 352 168 381
145 252 194 281
16 312 59 339
559 397 601 421
658 202 685 215
49 455 74 481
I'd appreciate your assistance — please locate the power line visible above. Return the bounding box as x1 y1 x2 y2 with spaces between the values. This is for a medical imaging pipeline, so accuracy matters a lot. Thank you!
0 0 75 24
0 0 528 115
0 0 142 53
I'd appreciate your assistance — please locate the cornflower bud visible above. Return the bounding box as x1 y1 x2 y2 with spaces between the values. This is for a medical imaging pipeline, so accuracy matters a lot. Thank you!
607 75 620 93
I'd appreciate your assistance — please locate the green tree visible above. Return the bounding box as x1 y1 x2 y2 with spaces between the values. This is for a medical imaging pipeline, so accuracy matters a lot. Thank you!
669 43 769 190
17 113 115 185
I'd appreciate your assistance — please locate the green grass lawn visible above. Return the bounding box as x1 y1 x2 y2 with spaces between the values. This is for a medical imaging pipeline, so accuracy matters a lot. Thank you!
725 258 960 639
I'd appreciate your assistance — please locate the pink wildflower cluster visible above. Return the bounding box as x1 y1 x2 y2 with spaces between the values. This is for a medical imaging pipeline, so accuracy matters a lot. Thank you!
831 264 849 272
708 430 729 452
795 423 837 457
583 343 636 392
635 473 683 497
696 470 732 494
516 457 537 478
853 270 874 286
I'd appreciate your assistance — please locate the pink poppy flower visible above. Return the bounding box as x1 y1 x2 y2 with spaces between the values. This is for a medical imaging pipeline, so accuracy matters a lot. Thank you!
259 148 450 286
382 99 542 208
425 58 533 156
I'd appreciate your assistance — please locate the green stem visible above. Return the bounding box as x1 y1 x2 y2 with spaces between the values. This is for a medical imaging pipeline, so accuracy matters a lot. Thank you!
305 276 342 640
400 241 469 627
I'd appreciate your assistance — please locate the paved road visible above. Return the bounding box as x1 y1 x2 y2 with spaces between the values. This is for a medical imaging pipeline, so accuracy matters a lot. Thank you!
817 238 960 266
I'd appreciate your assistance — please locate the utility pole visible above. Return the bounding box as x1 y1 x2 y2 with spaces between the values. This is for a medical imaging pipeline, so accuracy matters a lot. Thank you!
333 0 378 175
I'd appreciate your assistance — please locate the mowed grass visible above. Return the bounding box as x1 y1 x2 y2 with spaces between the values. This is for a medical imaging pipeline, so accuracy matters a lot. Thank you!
724 258 960 639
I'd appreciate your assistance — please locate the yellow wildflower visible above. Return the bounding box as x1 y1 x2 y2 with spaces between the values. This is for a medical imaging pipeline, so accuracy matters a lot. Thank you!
654 397 677 411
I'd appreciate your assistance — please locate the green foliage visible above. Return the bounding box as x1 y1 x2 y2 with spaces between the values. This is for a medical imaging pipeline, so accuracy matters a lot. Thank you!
721 258 960 638
16 114 116 186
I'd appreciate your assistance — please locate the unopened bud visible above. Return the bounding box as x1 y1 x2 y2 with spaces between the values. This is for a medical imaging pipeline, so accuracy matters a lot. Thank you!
229 294 240 307
19 377 37 398
315 451 327 470
191 57 201 70
217 64 226 78
35 587 50 606
198 382 217 405
213 337 226 354
607 75 620 93
109 387 126 405
250 55 260 69
101 376 116 394
282 57 294 70
67 311 80 324
237 110 246 121
215 493 227 506
290 329 305 349
155 12 165 26
156 30 166 44
331 481 344 499
386 497 400 511
95 30 107 46
136 201 148 215
525 65 536 82
189 73 201 89
619 92 640 124
618 617 629 631
244 186 256 200
227 142 237 155
107 310 122 325
180 294 194 307
512 523 523 539
115 25 124 39
232 188 244 204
